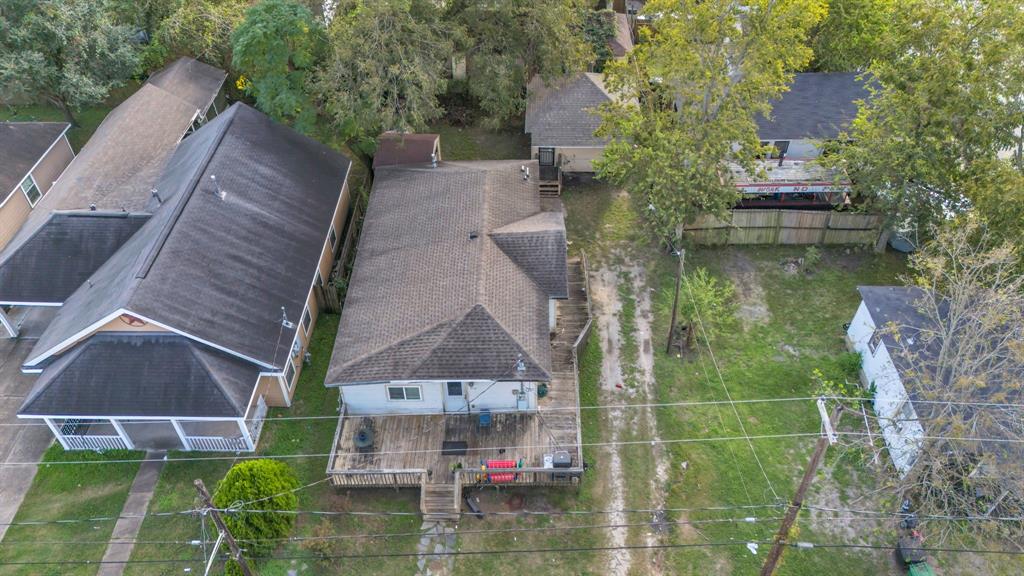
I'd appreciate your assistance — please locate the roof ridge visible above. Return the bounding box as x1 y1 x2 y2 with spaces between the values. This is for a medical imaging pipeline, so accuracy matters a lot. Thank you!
187 341 247 417
404 304 486 379
18 336 91 410
333 316 459 377
134 105 239 279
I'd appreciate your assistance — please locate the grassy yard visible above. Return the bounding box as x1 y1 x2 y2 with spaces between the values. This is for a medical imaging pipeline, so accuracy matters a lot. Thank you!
0 446 142 576
428 122 530 161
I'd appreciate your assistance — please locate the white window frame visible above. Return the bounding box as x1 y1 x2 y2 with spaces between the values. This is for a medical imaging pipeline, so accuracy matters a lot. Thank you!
284 360 297 390
20 175 42 207
386 385 422 402
301 306 312 335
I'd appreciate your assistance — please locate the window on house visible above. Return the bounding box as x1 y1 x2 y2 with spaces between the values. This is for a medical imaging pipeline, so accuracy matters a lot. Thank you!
301 306 311 335
329 226 338 250
19 176 41 206
773 141 790 162
868 331 883 354
387 385 422 401
284 361 296 390
897 401 916 428
291 336 301 359
447 381 463 396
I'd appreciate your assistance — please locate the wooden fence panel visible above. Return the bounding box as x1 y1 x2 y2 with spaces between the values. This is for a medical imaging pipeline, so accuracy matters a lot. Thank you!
683 209 881 246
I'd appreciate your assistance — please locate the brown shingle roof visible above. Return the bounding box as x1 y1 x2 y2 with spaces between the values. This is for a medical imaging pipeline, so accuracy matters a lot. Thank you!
327 160 568 385
0 122 69 196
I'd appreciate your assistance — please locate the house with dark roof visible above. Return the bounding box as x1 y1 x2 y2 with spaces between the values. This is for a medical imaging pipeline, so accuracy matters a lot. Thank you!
0 58 227 333
0 122 73 251
324 158 589 517
847 287 1024 485
16 103 353 453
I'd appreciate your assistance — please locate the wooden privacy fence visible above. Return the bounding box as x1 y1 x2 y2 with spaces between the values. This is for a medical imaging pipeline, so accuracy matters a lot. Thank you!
684 210 882 246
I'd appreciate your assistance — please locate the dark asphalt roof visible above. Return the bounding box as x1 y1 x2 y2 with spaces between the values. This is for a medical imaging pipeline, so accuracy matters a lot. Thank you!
19 334 258 418
373 133 440 168
757 72 869 140
0 122 69 196
26 103 352 369
0 59 225 261
327 160 567 385
145 57 227 113
0 212 149 304
525 73 614 148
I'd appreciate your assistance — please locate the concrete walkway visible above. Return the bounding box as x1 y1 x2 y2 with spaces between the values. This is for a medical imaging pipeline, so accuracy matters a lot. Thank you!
96 451 166 576
0 308 60 543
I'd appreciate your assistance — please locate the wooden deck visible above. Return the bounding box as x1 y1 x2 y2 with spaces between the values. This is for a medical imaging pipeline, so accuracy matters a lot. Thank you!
328 258 591 493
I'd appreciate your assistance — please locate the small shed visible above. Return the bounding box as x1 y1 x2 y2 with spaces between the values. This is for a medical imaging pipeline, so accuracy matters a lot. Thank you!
373 132 441 169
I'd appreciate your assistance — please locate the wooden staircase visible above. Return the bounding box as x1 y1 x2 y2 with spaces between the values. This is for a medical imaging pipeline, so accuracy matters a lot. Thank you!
538 165 562 198
421 483 460 521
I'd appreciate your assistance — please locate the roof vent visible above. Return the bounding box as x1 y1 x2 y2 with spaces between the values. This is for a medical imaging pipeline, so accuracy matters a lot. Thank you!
431 152 437 168
89 203 96 211
151 188 162 205
209 175 227 200
523 167 530 180
469 231 479 240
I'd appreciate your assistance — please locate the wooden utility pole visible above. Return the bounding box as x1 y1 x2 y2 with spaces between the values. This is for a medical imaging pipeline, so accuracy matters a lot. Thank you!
194 479 255 576
759 403 842 576
666 248 685 354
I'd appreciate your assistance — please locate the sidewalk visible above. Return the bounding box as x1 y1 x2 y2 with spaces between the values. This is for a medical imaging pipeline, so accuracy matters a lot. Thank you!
96 451 166 576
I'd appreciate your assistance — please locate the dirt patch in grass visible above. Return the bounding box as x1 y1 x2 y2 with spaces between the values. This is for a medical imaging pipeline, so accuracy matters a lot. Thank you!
720 250 771 328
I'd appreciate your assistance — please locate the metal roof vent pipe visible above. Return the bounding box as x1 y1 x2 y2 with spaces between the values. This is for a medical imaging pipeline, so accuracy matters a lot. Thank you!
431 152 437 168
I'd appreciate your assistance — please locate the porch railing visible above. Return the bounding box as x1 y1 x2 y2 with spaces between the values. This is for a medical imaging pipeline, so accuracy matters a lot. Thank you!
63 435 128 451
187 436 250 452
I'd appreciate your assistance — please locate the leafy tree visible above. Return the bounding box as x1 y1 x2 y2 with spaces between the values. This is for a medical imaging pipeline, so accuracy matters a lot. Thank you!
863 220 1024 542
581 9 617 72
0 0 139 125
822 0 1024 236
313 0 452 162
232 0 324 131
213 459 300 553
808 0 896 71
147 0 249 72
106 0 178 36
595 0 826 243
446 0 591 127
661 267 735 351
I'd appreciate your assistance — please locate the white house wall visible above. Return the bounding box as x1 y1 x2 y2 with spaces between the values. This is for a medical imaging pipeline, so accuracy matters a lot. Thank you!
847 299 925 476
340 380 537 415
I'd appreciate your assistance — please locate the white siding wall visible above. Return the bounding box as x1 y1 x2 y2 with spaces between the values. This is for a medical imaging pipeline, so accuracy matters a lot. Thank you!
341 380 538 414
846 299 925 475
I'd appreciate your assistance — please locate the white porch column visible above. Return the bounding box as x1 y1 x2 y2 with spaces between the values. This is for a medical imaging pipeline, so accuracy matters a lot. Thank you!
238 419 255 451
109 419 134 450
43 418 69 450
0 308 18 338
170 419 192 451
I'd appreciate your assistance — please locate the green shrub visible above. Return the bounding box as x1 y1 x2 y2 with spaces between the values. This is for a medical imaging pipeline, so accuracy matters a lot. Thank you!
213 459 299 556
837 351 863 380
802 245 822 274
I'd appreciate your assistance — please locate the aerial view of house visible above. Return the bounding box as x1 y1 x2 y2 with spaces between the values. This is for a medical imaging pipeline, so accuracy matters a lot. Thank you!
0 1 1020 575
325 156 587 517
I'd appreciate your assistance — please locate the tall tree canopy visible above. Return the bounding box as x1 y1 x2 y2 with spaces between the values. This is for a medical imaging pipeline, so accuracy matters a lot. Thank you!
312 0 452 159
446 0 591 127
808 0 896 71
232 0 324 131
823 0 1024 237
147 0 249 72
595 0 826 241
0 0 139 125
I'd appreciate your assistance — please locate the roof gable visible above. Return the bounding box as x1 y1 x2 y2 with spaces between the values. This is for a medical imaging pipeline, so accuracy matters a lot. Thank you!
525 73 615 147
0 122 69 196
490 212 568 298
757 72 869 140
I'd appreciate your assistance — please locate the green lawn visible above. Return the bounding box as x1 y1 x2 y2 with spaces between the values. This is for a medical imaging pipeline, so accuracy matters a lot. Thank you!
0 446 142 576
428 122 530 161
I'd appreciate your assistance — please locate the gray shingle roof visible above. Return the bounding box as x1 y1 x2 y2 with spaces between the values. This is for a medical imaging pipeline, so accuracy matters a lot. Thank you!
525 73 615 148
19 334 258 418
757 72 869 140
373 133 440 168
327 160 567 385
0 121 69 196
0 212 149 304
144 57 227 113
25 103 352 369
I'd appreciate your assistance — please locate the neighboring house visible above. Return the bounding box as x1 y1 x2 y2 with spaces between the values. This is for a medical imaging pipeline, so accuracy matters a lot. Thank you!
16 103 353 453
0 58 225 335
737 72 870 209
372 132 441 169
847 286 929 475
525 73 619 183
325 158 589 517
0 122 73 250
608 13 634 58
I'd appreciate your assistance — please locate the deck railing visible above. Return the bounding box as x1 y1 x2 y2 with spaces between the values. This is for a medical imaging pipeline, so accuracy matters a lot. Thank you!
329 469 428 487
570 251 594 468
63 435 128 451
186 436 250 452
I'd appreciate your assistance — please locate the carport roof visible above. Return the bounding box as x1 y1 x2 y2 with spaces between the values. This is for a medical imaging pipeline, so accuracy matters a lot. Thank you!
18 334 259 418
